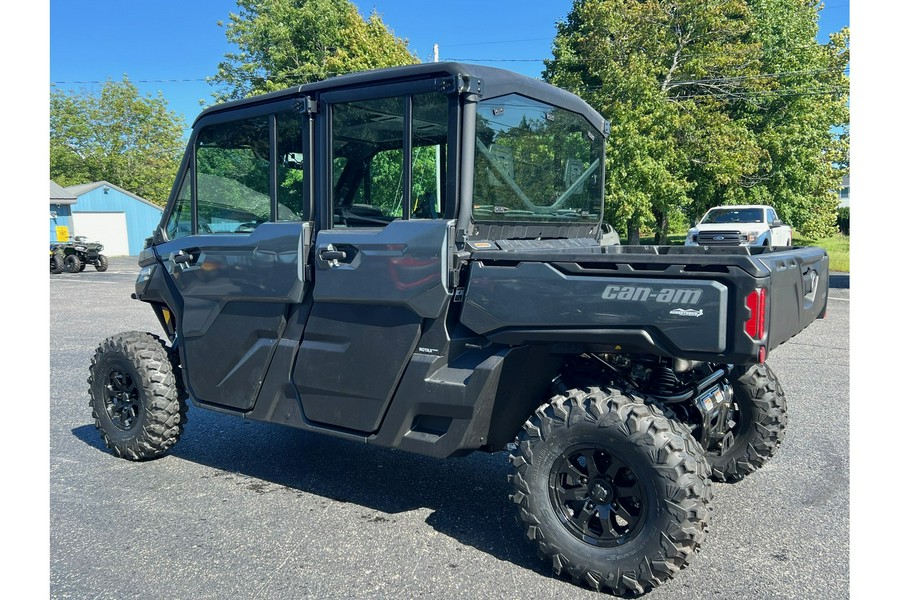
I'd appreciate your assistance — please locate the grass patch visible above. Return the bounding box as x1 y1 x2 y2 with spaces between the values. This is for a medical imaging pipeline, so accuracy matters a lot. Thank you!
794 234 849 272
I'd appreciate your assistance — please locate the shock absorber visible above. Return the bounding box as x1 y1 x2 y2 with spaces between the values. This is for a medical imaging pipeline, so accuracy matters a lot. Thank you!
646 364 679 397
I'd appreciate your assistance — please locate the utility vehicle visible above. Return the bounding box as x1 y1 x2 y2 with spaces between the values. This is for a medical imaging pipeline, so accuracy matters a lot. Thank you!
88 63 828 595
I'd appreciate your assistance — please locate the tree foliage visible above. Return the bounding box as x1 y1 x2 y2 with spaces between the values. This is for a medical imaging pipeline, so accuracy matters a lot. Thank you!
210 0 418 102
546 0 848 240
50 78 187 206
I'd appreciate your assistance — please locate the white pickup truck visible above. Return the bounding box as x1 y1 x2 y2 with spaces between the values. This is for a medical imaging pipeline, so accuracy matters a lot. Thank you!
685 204 792 247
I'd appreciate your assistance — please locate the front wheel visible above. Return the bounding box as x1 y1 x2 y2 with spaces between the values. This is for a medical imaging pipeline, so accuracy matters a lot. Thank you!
509 387 712 595
707 363 787 482
95 254 109 272
64 254 82 273
88 331 187 460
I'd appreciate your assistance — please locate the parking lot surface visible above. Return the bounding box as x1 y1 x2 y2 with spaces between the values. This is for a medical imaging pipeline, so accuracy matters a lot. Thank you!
49 257 850 599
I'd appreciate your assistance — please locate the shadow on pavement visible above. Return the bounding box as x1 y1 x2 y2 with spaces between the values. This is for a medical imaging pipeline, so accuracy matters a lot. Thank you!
72 414 552 582
829 273 849 289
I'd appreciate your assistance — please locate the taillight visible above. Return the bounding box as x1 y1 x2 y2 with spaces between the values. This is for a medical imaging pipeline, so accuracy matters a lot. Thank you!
744 288 767 340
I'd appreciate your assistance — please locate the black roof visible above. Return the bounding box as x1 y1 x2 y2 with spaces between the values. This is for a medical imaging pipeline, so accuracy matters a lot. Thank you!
193 62 608 135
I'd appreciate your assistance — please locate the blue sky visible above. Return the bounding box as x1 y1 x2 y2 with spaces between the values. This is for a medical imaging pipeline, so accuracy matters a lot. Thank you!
50 0 849 135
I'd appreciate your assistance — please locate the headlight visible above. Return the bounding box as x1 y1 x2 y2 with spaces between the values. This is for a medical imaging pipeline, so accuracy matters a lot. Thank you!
741 231 759 243
135 265 156 296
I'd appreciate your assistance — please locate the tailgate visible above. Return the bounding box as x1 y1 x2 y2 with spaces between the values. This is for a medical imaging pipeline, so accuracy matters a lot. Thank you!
754 246 829 350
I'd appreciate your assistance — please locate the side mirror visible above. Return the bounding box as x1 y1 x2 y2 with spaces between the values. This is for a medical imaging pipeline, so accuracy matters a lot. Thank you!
772 219 783 227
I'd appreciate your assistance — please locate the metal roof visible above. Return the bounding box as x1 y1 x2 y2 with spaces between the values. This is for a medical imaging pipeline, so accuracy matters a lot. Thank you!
64 180 162 211
50 180 77 204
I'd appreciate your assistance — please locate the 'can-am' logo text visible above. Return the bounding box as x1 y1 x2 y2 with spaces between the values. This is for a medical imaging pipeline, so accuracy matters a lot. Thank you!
601 285 703 305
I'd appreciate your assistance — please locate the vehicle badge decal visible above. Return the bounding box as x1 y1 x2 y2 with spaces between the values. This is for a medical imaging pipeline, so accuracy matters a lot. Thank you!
670 308 704 317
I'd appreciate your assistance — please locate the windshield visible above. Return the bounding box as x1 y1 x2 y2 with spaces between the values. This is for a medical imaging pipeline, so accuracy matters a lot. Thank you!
701 208 764 224
473 94 604 223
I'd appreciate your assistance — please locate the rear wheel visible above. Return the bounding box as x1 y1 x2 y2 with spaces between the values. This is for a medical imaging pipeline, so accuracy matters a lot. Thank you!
509 387 712 595
64 254 82 273
88 331 187 460
95 254 109 272
50 251 64 274
706 363 786 482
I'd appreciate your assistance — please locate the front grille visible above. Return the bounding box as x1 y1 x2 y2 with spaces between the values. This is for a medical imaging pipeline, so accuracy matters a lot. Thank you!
697 230 741 245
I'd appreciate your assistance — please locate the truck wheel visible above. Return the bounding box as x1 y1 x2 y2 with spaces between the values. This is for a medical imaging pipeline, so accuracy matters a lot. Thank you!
95 255 109 272
78 259 87 272
509 387 712 595
64 254 82 273
707 363 787 482
50 251 64 274
88 331 187 461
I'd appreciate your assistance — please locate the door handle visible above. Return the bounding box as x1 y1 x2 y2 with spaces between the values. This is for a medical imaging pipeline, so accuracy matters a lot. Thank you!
173 249 199 265
319 249 347 262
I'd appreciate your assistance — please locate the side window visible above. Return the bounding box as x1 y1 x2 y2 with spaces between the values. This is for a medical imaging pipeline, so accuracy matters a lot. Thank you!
411 93 448 220
165 166 192 239
196 116 271 233
276 110 305 221
766 208 776 225
332 97 404 227
331 92 450 227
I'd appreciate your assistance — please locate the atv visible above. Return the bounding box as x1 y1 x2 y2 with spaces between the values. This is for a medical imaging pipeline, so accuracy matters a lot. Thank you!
51 237 109 273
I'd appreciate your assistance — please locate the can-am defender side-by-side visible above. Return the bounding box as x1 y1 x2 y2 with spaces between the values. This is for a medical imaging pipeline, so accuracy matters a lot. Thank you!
88 63 827 595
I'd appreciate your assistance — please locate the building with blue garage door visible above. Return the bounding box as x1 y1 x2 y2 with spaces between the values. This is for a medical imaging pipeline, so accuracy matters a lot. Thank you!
61 181 164 256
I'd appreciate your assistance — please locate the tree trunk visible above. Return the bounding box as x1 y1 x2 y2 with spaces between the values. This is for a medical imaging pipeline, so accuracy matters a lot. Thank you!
627 222 642 245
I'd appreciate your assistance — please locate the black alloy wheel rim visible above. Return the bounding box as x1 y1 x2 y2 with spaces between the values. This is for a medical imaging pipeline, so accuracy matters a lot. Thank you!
549 444 648 547
104 367 141 431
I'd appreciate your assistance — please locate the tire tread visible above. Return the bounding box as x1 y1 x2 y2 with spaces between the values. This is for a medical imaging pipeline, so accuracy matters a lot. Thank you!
509 386 712 595
87 331 187 461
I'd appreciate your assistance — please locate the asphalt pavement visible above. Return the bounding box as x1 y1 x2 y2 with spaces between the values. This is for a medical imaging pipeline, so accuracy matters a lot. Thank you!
49 257 850 599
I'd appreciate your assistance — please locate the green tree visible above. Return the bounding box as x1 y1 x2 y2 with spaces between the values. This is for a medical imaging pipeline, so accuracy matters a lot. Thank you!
735 0 849 238
546 0 847 241
50 78 187 206
210 0 418 102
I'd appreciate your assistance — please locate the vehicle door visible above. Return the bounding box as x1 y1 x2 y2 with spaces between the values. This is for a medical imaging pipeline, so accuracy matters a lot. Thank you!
766 207 789 245
154 101 313 412
292 82 457 433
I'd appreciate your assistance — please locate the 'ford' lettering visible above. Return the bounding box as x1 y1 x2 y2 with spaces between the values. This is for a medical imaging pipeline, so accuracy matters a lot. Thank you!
601 285 703 305
713 235 725 241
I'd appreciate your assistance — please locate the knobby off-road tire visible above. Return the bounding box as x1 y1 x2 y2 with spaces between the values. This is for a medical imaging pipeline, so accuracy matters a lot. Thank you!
64 254 82 273
88 331 187 460
95 254 109 272
50 251 64 274
707 363 787 482
509 387 712 595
